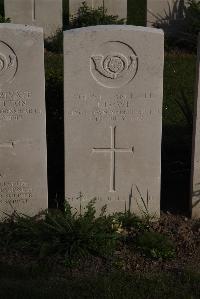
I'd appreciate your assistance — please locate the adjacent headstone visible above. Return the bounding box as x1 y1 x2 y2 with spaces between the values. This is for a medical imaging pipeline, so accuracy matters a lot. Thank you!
191 34 200 219
104 0 127 20
0 24 48 219
69 0 95 17
147 0 185 28
64 25 164 216
69 0 127 20
4 0 62 37
147 0 171 27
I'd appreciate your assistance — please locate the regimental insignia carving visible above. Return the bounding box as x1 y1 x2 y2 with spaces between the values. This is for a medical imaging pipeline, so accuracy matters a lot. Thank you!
90 41 138 88
0 41 18 85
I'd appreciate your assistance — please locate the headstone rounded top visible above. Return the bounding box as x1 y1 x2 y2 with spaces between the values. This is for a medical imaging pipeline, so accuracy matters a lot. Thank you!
0 23 43 33
64 25 164 35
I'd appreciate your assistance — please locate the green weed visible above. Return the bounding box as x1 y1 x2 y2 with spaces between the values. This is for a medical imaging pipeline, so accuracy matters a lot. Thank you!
0 16 10 23
70 1 125 28
0 201 119 268
136 231 176 259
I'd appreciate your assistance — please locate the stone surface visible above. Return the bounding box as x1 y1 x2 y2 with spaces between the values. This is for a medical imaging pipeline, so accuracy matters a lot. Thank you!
106 0 127 20
4 0 62 37
69 0 96 17
64 25 164 216
191 35 200 219
147 0 186 28
0 24 48 219
69 0 127 20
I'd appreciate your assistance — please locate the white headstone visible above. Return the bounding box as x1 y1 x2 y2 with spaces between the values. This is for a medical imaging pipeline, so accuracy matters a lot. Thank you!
64 25 164 217
0 24 48 219
69 0 127 20
4 0 62 37
106 0 127 20
191 34 200 219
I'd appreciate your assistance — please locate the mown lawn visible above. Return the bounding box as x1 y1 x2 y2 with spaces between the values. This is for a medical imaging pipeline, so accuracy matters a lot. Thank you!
0 263 199 299
164 53 196 127
0 209 199 299
162 52 196 213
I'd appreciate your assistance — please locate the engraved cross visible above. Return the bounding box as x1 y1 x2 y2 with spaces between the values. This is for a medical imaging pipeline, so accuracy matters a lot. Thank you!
0 140 29 149
92 126 134 192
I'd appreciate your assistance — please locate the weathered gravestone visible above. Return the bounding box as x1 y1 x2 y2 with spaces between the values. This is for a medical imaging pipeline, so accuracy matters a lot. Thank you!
4 0 62 37
191 34 200 219
0 24 48 219
69 0 103 16
147 0 186 28
147 0 171 27
64 25 164 216
69 0 127 20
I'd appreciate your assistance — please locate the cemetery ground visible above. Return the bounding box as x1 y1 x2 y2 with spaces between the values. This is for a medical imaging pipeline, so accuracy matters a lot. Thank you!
0 2 200 298
1 48 200 297
0 35 199 299
0 205 199 298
